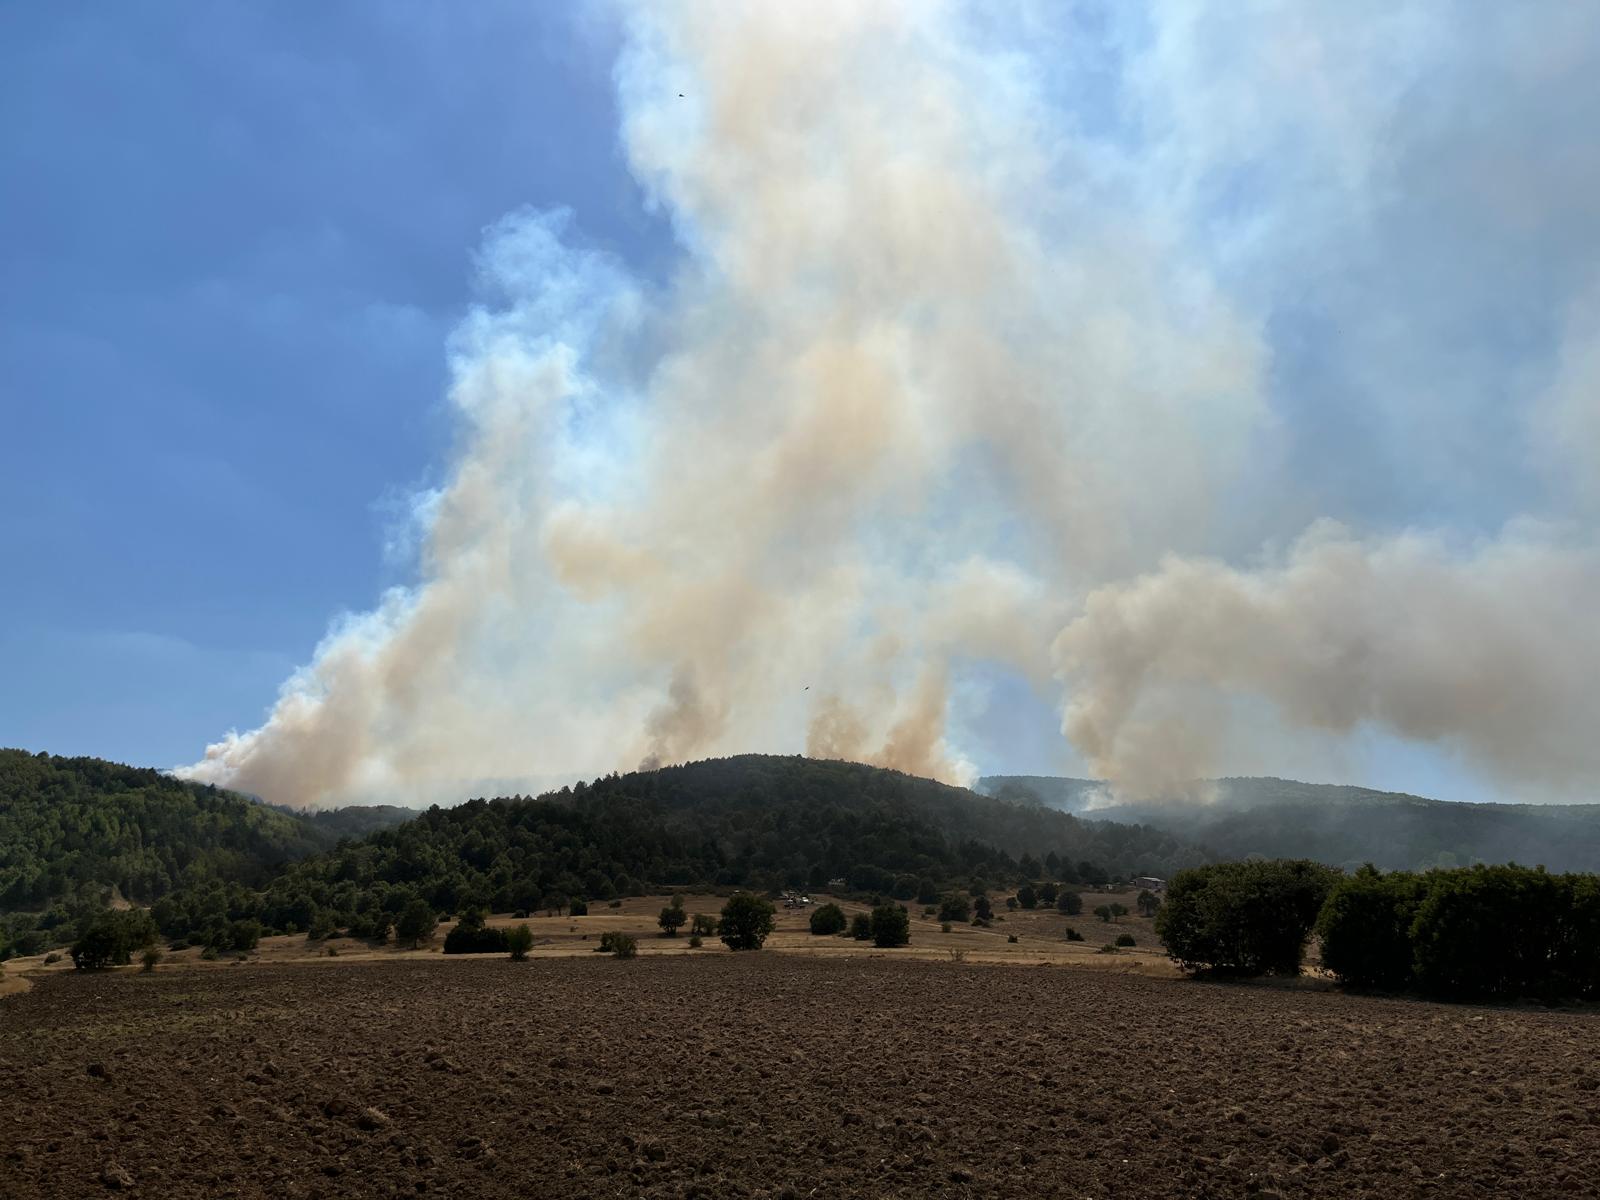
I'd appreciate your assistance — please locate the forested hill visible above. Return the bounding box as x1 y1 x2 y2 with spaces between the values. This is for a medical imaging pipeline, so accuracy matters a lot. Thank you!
149 755 1213 942
986 772 1600 872
0 749 414 913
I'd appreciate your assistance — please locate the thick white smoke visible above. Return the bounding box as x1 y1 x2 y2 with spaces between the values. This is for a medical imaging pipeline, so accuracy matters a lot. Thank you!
182 2 1599 807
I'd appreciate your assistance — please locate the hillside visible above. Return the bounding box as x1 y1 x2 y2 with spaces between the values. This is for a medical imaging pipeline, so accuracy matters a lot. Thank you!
983 773 1600 872
0 749 415 917
149 754 1212 944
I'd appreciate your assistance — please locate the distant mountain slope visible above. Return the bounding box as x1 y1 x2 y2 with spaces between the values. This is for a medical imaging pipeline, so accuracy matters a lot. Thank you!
0 749 415 913
984 773 1600 872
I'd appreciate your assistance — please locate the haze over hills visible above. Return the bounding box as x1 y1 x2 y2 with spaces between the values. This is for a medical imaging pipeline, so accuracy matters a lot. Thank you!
981 774 1600 873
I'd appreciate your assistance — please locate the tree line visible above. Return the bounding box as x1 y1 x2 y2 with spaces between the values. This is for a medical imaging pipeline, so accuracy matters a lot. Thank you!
1156 859 1600 1002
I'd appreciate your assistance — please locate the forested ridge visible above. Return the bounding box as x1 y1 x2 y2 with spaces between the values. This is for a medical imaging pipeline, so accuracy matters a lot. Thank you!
0 749 414 955
991 773 1600 872
157 755 1211 943
4 753 1213 952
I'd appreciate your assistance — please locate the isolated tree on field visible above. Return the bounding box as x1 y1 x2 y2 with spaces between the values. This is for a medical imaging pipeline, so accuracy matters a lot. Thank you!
396 899 437 948
1110 902 1128 922
1017 885 1038 910
939 894 971 923
718 894 776 951
810 903 847 936
658 898 687 937
973 894 994 921
691 912 717 936
871 904 911 948
1040 881 1059 905
1094 905 1113 923
1136 890 1161 918
505 925 534 961
1057 890 1083 916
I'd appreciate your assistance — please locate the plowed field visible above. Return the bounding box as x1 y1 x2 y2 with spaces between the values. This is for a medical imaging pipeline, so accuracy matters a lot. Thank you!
3 955 1597 1198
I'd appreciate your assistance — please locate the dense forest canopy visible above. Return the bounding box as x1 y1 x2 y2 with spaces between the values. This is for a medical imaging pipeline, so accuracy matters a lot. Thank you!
0 749 413 921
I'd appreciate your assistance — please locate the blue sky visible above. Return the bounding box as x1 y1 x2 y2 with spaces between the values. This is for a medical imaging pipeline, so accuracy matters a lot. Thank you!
1 4 663 765
5 4 1597 806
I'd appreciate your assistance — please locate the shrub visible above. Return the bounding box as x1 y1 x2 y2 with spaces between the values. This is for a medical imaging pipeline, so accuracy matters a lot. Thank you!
938 894 971 923
1017 885 1038 910
688 934 703 948
940 922 952 934
1005 897 1018 911
608 899 622 908
1057 891 1083 916
1115 933 1136 947
444 911 508 955
1006 934 1018 944
1098 944 1118 954
809 903 847 936
1094 905 1114 923
396 899 438 949
718 894 776 951
505 924 535 961
1064 927 1084 942
326 946 339 957
43 952 62 965
871 904 911 948
140 946 162 973
947 948 968 963
569 900 589 917
691 913 718 936
849 913 873 940
608 932 638 960
200 946 218 961
229 919 262 953
1156 860 1338 976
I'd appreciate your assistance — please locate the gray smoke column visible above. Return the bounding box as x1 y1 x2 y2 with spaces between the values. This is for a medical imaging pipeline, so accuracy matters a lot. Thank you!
178 2 1600 808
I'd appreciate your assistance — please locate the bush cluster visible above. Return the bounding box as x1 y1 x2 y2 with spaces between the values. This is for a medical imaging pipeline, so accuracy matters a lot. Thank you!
1155 860 1337 976
809 903 847 936
870 904 911 948
598 931 638 958
1319 864 1600 1001
718 894 776 951
443 910 508 955
70 910 158 971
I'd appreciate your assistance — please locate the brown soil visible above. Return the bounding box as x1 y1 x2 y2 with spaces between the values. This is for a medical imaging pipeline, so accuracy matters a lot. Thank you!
4 955 1598 1199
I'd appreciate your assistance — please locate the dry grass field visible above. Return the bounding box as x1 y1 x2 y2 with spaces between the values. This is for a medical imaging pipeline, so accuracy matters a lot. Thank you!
4 931 1599 1199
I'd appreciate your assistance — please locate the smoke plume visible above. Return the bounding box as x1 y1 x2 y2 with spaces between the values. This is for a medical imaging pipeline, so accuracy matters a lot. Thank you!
181 2 1600 807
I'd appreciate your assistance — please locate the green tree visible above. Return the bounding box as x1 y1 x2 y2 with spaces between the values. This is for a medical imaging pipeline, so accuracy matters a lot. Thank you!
973 894 993 921
809 903 847 936
849 912 873 940
658 899 687 937
870 904 911 948
1017 885 1038 910
1136 890 1161 918
1057 890 1083 916
396 899 437 949
938 893 971 923
505 924 534 961
718 894 776 951
1156 859 1337 976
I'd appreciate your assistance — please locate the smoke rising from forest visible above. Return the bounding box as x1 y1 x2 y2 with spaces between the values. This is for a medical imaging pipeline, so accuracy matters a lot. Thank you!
181 2 1600 808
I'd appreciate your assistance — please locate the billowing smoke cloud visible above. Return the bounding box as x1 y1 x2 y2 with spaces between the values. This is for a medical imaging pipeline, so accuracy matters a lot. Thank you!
182 2 1600 807
1054 523 1600 801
